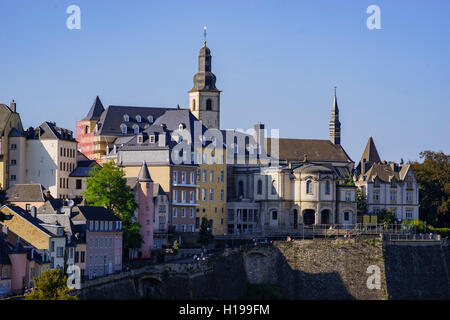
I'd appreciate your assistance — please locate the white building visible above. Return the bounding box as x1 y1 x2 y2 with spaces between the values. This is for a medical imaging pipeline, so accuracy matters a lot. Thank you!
354 137 419 221
24 122 77 199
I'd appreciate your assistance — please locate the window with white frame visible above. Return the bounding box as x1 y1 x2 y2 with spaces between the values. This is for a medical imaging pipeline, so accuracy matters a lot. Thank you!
173 171 178 184
181 208 186 217
173 208 178 217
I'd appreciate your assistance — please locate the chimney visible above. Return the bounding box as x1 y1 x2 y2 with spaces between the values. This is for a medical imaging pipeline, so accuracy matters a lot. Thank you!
361 158 367 175
1 225 7 237
45 190 51 199
10 100 16 113
63 206 72 216
31 206 37 218
303 154 308 163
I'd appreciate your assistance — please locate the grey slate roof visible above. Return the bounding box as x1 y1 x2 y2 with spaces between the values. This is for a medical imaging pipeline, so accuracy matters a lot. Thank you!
27 122 75 142
8 127 24 137
71 206 121 222
97 105 174 136
265 138 353 163
5 184 48 203
138 161 153 182
83 96 105 121
69 159 101 177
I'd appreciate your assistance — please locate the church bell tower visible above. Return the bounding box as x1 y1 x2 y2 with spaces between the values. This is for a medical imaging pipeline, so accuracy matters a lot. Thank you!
189 27 221 129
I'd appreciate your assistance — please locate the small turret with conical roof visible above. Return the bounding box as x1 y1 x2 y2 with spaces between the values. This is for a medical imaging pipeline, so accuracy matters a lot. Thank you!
138 161 153 182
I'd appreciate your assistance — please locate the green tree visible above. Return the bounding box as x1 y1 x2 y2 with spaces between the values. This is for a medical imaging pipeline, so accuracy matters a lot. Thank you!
377 209 395 224
198 216 213 247
411 151 450 227
357 189 368 215
25 269 77 300
84 161 142 252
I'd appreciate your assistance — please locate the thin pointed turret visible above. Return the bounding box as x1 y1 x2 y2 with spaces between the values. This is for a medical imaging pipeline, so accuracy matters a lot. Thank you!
329 87 341 145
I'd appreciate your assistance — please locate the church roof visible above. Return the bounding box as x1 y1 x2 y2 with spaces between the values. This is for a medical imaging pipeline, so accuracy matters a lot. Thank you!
83 96 105 121
265 138 353 163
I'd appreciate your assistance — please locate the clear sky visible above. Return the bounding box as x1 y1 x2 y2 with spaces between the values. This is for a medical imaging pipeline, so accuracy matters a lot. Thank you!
0 0 448 163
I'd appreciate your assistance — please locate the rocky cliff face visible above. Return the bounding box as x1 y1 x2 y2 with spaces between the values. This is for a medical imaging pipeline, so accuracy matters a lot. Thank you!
76 238 449 300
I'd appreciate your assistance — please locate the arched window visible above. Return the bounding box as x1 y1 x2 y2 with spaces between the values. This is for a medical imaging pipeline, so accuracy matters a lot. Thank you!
325 180 330 195
123 114 129 122
271 180 277 194
206 99 212 111
192 99 196 110
257 179 263 195
120 124 127 134
306 180 312 194
136 115 141 122
238 180 244 198
133 125 139 134
148 115 154 123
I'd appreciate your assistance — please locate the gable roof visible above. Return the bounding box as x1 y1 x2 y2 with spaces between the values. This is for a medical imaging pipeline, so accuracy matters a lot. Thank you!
5 184 48 203
265 138 353 163
0 205 55 238
83 96 105 121
363 162 413 183
27 122 75 142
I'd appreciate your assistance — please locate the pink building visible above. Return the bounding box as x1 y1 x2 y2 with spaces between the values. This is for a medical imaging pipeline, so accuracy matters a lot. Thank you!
127 162 154 259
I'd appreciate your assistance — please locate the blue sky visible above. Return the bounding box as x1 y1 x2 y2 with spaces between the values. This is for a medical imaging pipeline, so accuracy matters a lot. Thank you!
0 0 448 163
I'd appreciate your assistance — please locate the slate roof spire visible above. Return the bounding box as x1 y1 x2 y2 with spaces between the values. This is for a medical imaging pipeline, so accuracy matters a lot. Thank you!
361 137 381 165
329 87 341 145
138 161 153 182
83 96 105 121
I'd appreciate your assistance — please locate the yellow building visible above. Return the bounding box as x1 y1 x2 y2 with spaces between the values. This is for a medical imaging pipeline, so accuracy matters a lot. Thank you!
0 101 24 190
196 149 227 236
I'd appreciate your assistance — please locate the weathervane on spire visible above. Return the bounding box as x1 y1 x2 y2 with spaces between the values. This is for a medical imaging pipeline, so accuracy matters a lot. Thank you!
203 26 207 46
334 86 337 95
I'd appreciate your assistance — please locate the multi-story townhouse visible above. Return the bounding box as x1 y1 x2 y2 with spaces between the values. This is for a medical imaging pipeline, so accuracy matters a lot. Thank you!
354 137 419 221
152 184 169 248
196 147 227 235
0 205 66 270
25 122 77 199
0 100 25 190
70 206 123 279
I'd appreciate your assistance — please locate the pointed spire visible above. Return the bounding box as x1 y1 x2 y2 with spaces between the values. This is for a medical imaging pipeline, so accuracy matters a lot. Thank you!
361 137 381 165
83 96 105 121
329 86 341 145
138 161 153 182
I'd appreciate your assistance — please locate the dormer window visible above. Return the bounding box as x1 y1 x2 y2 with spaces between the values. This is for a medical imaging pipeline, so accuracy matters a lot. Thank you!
150 135 155 143
120 124 127 134
148 116 154 123
137 135 143 144
179 123 185 131
123 114 129 122
133 125 139 134
136 115 142 122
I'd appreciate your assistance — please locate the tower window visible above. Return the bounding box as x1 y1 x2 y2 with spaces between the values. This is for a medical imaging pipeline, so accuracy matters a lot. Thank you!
192 99 196 111
206 99 212 111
